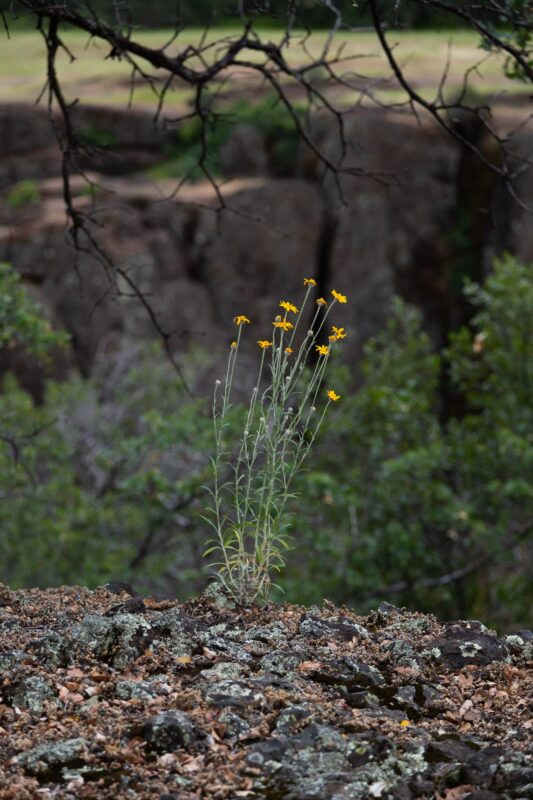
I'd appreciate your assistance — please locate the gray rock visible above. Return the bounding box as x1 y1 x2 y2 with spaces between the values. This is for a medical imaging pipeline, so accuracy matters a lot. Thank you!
218 709 252 739
0 649 33 674
7 675 55 712
70 613 153 667
17 737 89 780
151 607 194 658
259 649 304 677
204 679 266 709
275 705 312 734
115 679 160 701
427 626 509 669
248 724 428 800
199 661 247 682
303 656 385 689
141 711 201 753
25 631 70 668
299 613 369 642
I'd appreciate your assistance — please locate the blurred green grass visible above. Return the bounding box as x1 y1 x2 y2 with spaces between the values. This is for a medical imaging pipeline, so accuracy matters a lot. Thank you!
0 27 525 111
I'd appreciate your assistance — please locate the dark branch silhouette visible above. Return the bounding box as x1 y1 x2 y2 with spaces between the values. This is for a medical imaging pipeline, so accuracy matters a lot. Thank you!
2 0 531 388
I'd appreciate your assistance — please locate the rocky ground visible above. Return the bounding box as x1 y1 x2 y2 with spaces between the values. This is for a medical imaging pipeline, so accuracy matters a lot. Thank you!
0 583 531 800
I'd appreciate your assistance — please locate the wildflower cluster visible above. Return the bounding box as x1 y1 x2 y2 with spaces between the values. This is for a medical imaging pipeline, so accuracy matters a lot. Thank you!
206 282 348 603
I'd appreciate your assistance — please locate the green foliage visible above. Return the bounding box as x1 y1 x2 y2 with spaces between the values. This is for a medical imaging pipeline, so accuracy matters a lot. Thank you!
150 95 303 181
0 346 216 594
78 123 119 148
206 290 347 604
6 180 41 209
282 257 533 629
0 263 68 358
0 257 530 628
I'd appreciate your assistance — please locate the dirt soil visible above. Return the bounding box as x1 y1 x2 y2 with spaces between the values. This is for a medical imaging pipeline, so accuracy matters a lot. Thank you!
0 583 531 799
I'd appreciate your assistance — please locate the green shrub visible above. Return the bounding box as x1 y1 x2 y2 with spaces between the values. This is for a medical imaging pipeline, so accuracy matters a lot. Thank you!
0 346 218 594
150 94 304 181
281 256 533 630
6 180 41 209
0 262 68 357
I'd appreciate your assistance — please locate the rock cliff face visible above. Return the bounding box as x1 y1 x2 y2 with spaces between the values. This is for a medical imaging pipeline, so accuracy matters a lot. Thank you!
0 583 531 799
0 103 531 391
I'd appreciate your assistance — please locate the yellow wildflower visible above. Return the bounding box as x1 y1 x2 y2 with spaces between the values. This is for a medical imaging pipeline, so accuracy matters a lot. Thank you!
273 320 294 331
327 389 341 402
285 347 293 354
331 290 347 304
316 344 329 356
279 301 299 314
329 335 336 342
400 720 410 728
331 326 347 340
230 341 237 349
316 297 327 306
304 278 317 287
234 315 251 325
257 340 272 349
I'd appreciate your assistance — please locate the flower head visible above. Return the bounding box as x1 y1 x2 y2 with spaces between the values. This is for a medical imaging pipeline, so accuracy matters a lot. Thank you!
331 290 347 304
331 326 347 340
316 344 329 356
257 340 272 349
285 346 293 355
273 320 294 331
316 297 327 306
304 277 317 287
234 315 251 325
327 389 341 402
230 341 237 349
279 301 299 314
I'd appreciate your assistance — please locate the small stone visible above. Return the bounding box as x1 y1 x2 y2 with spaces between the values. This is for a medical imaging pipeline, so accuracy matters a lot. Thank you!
142 711 201 753
7 675 55 713
115 679 159 701
151 607 195 658
0 649 33 674
70 613 153 668
298 613 369 641
427 626 508 669
204 679 265 709
17 738 89 780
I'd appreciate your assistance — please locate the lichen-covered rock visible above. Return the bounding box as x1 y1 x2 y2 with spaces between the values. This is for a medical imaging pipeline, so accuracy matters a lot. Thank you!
6 675 55 712
151 607 195 658
303 656 385 689
200 628 254 664
204 679 266 709
505 632 533 665
0 648 34 674
115 679 160 701
260 648 305 677
299 613 369 642
70 613 153 667
141 711 201 753
16 737 89 781
248 724 428 800
199 660 248 682
218 709 253 739
428 625 509 669
275 705 312 734
244 621 290 647
25 631 70 668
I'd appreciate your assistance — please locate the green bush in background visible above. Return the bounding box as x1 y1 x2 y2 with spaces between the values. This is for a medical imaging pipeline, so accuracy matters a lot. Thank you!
0 257 531 629
284 255 533 629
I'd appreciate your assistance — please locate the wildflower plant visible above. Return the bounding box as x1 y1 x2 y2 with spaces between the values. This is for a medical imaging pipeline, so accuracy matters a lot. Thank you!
205 281 347 604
